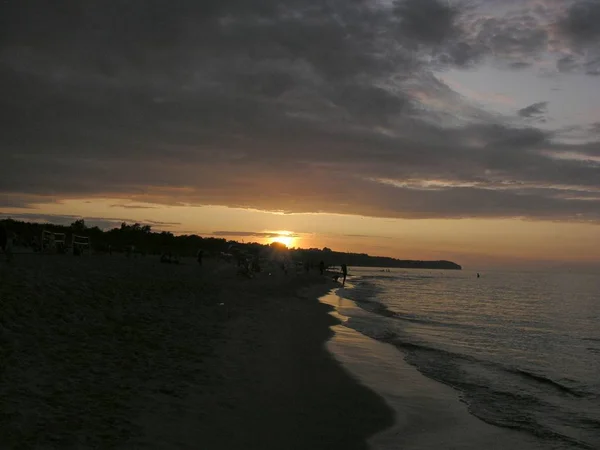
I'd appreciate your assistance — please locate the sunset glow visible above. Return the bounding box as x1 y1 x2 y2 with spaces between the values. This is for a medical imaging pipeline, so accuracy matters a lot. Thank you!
2 0 600 269
269 232 296 249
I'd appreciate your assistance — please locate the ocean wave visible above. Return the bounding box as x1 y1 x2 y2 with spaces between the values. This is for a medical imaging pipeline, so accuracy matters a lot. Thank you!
373 338 595 448
509 368 586 397
356 301 481 332
392 339 591 398
391 312 482 331
401 351 594 448
391 340 481 365
341 279 381 303
344 280 482 332
350 298 397 318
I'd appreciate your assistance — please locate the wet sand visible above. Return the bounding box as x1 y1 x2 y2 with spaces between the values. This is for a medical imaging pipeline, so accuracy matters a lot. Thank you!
0 255 393 449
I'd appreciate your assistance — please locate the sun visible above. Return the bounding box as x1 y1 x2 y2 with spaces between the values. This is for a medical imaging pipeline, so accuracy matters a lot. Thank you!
269 232 296 248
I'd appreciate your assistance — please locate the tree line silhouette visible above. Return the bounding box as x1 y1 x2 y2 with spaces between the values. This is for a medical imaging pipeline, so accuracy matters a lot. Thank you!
0 218 461 270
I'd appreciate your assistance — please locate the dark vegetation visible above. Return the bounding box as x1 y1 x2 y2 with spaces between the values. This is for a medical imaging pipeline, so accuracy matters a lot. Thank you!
0 218 461 270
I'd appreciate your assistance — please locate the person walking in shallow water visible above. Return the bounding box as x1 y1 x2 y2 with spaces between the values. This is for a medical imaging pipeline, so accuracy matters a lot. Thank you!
341 263 348 286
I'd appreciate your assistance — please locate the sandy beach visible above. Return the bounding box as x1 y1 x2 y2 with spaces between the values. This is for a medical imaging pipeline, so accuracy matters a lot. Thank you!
0 254 393 449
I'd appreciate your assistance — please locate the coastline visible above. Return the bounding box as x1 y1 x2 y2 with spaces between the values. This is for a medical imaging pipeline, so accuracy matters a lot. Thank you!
0 256 393 449
320 287 546 450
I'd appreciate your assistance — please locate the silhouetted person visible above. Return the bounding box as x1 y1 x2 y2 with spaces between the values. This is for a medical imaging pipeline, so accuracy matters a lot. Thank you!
319 260 325 275
197 249 203 266
341 263 348 286
477 272 480 278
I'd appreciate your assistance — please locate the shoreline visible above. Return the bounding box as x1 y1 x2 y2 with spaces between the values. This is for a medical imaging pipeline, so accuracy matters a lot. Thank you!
320 287 545 450
0 256 394 449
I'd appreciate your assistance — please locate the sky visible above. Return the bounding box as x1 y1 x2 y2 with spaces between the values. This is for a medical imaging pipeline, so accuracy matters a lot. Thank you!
1 0 600 269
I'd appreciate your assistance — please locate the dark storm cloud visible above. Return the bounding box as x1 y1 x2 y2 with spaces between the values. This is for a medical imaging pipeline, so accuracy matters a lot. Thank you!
518 101 548 118
388 0 489 68
558 0 600 46
1 0 600 222
393 0 461 44
551 0 600 75
448 1 600 76
472 13 548 64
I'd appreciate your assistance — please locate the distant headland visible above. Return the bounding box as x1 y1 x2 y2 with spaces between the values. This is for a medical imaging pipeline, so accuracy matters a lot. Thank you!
0 218 461 270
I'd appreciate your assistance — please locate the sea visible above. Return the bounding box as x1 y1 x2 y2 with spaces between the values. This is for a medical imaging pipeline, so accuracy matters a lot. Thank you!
333 267 600 449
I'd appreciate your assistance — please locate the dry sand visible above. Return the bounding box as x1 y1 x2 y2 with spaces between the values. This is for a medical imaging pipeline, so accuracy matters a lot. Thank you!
0 254 393 449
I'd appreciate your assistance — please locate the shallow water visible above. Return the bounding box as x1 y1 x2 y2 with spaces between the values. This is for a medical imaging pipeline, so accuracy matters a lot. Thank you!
337 268 600 449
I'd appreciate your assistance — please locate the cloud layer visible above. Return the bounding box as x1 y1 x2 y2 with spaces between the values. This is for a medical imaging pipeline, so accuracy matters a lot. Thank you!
0 212 180 230
1 0 600 222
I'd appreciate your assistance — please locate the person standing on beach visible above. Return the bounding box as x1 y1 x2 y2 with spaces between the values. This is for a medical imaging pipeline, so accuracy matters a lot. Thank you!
197 249 203 267
341 263 348 286
319 260 325 275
